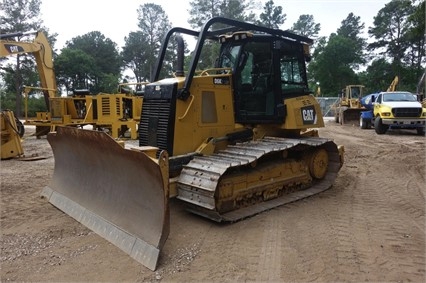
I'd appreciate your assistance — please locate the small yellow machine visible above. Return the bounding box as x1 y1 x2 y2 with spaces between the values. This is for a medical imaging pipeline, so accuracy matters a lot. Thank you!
334 85 366 124
23 86 143 139
2 31 143 139
41 17 345 270
1 110 24 159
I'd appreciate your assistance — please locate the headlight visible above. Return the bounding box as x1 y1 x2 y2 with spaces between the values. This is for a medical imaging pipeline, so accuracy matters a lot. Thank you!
382 112 391 117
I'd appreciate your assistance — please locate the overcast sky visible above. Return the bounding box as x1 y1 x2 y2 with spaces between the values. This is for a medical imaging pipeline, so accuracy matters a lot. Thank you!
40 0 390 50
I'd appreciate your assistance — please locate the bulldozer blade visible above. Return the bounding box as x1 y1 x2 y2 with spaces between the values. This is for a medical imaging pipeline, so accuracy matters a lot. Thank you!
340 108 364 125
41 127 169 271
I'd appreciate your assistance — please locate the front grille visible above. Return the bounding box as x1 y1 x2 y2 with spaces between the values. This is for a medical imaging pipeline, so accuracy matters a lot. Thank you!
392 107 422 118
139 99 173 152
138 82 177 155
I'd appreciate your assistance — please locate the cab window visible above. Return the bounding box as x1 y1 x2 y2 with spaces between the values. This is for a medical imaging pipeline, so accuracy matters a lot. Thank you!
279 41 307 94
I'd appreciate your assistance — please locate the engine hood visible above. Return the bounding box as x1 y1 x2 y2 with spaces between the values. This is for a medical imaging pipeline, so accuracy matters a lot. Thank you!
381 101 422 108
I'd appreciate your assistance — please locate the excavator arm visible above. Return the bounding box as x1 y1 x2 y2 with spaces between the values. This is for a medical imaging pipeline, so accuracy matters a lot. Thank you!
0 31 57 107
387 76 399 92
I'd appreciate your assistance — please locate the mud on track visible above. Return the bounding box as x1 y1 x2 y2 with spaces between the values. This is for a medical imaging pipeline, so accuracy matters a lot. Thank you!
1 120 425 282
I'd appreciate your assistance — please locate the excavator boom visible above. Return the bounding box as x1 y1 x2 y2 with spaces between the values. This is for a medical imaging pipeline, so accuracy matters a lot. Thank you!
1 31 57 107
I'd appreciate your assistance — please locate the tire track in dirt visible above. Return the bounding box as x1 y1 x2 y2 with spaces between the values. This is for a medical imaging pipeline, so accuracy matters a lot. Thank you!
319 123 425 282
370 155 425 281
254 210 282 282
285 198 341 282
321 172 370 282
332 128 425 282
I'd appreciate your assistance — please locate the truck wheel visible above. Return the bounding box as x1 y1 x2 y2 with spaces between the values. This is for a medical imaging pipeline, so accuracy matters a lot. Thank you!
360 117 368 129
374 117 388 134
334 115 339 123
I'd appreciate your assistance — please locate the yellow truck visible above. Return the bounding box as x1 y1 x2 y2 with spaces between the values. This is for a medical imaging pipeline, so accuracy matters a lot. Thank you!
360 91 426 135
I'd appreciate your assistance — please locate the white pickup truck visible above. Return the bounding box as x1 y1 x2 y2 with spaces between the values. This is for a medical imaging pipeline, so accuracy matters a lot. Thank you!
372 91 426 135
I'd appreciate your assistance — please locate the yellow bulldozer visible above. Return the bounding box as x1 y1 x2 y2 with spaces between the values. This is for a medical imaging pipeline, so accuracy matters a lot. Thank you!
41 17 345 270
334 84 365 124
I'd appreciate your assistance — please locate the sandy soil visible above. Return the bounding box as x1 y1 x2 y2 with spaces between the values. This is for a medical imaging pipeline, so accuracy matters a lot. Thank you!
1 120 425 282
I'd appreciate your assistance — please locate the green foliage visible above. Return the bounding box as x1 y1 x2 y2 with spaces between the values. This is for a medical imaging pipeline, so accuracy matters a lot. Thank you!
358 59 395 93
404 0 425 75
0 0 46 116
120 3 172 82
0 89 16 111
197 42 221 70
1 88 48 117
188 0 223 28
55 48 96 92
97 73 122 94
122 31 150 82
256 0 286 29
308 2 424 97
56 31 121 94
186 0 257 70
368 0 414 69
188 0 256 29
290 14 320 38
0 0 42 33
136 3 172 81
309 34 362 96
220 0 257 23
359 58 421 94
364 0 422 93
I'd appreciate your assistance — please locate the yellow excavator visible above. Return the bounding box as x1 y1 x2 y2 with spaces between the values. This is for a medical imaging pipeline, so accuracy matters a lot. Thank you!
387 75 399 92
41 17 345 270
0 31 57 106
1 30 61 137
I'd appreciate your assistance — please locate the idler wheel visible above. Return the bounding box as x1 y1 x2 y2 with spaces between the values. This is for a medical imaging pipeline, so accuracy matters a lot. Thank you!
307 148 328 179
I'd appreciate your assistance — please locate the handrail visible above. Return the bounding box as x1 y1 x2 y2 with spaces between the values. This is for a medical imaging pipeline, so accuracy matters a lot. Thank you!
178 94 194 120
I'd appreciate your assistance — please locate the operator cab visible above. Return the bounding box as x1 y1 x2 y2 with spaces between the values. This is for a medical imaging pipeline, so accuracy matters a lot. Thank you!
217 32 310 124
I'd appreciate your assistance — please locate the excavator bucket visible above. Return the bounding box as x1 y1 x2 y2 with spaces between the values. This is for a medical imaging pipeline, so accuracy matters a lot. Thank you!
41 127 169 271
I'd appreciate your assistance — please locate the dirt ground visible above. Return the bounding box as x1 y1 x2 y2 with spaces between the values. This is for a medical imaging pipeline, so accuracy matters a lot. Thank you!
1 119 425 282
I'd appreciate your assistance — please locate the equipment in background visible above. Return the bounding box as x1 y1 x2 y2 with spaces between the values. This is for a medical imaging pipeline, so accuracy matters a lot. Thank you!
1 32 143 139
416 71 425 108
23 85 143 139
1 31 57 109
387 76 399 92
41 17 345 271
1 110 24 159
333 85 366 125
360 90 426 135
